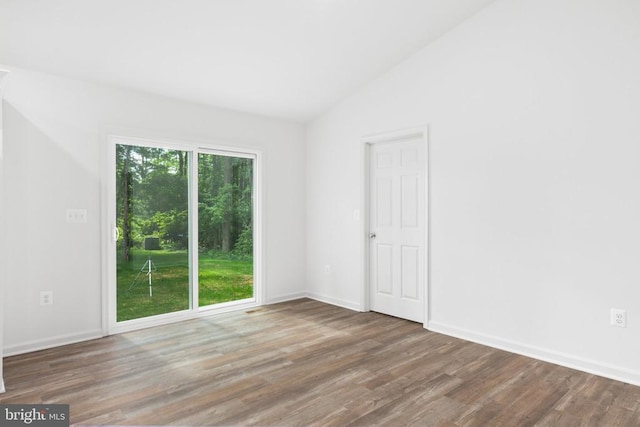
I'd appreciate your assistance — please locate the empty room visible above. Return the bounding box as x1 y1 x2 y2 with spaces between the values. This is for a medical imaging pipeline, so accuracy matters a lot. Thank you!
1 0 639 425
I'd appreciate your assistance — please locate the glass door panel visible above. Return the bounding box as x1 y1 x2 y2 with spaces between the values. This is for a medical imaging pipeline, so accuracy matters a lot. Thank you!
116 144 190 321
198 153 254 307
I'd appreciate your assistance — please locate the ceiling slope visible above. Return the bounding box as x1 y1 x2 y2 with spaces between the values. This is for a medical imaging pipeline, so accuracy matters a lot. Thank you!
0 0 496 122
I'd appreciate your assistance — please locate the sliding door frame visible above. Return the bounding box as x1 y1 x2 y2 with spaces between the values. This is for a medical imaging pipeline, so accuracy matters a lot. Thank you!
103 134 264 335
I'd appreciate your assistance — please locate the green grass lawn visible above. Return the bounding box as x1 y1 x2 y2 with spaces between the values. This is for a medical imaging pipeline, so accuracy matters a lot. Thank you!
117 249 253 322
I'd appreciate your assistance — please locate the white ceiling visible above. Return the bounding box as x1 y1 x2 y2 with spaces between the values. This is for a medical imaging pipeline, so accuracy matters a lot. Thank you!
0 0 495 122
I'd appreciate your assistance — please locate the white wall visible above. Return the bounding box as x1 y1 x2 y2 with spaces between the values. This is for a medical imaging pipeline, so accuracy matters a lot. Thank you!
1 66 306 355
306 0 640 385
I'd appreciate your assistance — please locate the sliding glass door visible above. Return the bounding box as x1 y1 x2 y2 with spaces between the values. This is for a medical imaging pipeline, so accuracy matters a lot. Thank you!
198 152 254 308
115 145 191 321
108 137 259 330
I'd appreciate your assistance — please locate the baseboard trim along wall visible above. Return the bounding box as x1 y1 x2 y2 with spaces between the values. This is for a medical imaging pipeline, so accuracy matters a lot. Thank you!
3 329 104 358
264 292 309 305
305 292 363 312
428 321 640 388
266 292 363 312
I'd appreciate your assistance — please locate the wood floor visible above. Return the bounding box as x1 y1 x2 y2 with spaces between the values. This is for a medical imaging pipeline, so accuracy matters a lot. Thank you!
1 299 639 426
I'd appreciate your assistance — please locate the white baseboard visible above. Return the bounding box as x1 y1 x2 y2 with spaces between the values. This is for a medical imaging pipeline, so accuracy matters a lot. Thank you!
264 292 308 305
428 321 640 387
266 292 363 313
3 329 104 357
304 292 363 312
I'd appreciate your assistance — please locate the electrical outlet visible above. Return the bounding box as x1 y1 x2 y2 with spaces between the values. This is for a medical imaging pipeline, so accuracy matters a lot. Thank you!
66 208 87 223
610 308 626 328
40 291 53 306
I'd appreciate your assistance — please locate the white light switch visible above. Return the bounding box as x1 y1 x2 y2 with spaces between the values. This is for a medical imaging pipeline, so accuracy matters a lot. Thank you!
66 209 87 223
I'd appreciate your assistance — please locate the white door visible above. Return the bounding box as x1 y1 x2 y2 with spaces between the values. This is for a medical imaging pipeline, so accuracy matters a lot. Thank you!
369 137 425 322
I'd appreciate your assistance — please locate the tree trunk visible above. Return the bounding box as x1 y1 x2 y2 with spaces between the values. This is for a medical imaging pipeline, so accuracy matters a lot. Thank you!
178 151 185 177
121 146 133 261
221 157 233 252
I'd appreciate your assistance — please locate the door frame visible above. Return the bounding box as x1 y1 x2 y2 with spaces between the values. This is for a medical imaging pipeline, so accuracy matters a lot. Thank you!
102 134 264 335
362 126 429 327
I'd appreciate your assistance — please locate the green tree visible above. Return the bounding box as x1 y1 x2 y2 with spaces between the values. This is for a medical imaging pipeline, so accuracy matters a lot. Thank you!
117 146 252 257
198 154 253 256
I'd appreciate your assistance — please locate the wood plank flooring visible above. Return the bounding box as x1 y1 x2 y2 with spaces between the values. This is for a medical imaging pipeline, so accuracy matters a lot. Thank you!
1 299 640 426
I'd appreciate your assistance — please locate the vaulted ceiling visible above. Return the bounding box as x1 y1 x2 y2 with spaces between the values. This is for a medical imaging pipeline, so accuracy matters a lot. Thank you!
0 0 495 122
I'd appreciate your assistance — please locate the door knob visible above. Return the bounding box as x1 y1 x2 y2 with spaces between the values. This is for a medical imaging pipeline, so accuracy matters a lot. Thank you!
369 232 377 239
